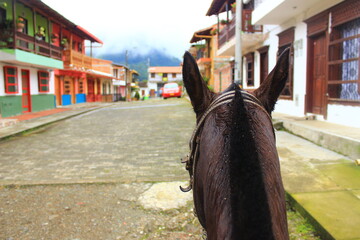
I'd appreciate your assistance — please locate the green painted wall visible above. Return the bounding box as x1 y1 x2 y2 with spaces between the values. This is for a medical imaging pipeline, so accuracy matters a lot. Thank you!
0 95 22 117
1 0 12 19
35 13 48 41
31 94 55 112
2 1 49 38
0 49 63 69
0 94 55 117
16 2 34 35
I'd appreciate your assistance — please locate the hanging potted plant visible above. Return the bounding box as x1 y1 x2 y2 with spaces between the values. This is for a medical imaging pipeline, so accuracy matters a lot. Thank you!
51 33 59 43
35 26 46 40
17 17 25 32
231 2 236 13
61 37 68 48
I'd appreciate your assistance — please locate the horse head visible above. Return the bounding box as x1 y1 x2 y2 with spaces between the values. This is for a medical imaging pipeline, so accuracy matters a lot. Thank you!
181 49 290 240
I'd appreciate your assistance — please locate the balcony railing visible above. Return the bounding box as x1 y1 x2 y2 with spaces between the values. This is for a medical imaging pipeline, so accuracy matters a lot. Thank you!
218 9 263 49
0 31 62 60
92 58 112 74
63 49 92 70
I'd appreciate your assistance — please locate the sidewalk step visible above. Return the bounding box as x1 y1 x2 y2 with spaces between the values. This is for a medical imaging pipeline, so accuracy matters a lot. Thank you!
0 119 18 129
274 117 360 160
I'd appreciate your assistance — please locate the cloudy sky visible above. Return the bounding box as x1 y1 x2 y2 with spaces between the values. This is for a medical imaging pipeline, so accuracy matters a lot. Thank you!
42 0 217 59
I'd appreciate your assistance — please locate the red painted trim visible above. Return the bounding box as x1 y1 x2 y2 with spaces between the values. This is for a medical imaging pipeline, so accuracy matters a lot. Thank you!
38 71 50 93
76 25 103 44
3 66 19 94
21 69 32 113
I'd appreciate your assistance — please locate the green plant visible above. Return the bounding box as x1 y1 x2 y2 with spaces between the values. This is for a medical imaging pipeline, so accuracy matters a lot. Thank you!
134 91 140 100
0 20 14 44
61 37 68 46
231 2 236 9
210 28 218 35
17 17 25 24
203 76 210 84
220 19 228 25
36 26 46 37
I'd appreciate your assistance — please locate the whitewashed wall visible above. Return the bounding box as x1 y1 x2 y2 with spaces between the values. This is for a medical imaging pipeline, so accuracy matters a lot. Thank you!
253 2 360 128
0 62 54 96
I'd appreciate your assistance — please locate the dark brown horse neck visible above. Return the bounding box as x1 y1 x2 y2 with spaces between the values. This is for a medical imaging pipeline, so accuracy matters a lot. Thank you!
194 84 288 239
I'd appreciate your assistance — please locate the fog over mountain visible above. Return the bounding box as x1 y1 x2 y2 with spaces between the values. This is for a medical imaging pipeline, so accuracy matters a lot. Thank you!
98 49 182 81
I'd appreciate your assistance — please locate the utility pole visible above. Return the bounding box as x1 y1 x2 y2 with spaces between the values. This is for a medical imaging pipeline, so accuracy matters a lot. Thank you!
125 50 131 101
234 0 243 86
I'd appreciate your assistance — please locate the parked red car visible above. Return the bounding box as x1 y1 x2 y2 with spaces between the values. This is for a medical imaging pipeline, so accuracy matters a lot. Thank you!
163 83 182 99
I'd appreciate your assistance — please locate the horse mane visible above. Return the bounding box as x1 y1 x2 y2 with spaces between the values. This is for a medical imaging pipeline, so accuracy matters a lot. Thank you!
228 84 275 239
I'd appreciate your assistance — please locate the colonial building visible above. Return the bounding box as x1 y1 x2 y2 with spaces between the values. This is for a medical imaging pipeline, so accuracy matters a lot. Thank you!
0 0 116 118
204 0 360 128
112 63 128 101
206 0 265 91
251 0 360 127
148 66 182 97
0 0 64 117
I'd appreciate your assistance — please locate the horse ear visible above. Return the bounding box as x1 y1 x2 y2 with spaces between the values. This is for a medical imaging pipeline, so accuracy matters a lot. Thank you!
182 51 213 115
254 48 290 114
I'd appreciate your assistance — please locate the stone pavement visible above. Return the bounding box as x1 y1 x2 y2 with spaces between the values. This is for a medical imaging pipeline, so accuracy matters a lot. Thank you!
0 99 359 239
273 113 360 240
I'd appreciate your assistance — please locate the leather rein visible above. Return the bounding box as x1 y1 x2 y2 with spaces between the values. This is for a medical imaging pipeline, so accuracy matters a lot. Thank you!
180 90 272 192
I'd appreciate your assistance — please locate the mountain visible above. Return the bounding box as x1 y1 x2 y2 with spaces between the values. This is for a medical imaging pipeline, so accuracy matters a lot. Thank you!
97 49 182 81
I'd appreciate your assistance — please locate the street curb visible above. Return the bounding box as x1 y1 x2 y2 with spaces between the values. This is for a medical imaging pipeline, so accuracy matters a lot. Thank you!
274 119 360 159
0 106 104 142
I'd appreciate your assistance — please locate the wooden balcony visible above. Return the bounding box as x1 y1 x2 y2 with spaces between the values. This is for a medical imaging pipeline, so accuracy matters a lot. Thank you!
62 50 112 76
218 9 263 49
63 49 92 70
0 31 62 60
92 58 112 74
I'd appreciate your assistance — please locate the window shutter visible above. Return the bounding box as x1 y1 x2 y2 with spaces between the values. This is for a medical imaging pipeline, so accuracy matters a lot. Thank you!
331 0 360 27
304 10 329 36
277 27 295 47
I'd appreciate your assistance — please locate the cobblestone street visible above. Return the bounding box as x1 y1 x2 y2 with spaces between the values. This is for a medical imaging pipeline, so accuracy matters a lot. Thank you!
0 99 195 185
0 98 320 240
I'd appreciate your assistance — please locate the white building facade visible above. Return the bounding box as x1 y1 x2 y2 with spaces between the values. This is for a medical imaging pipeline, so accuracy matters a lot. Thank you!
247 0 360 128
148 66 183 97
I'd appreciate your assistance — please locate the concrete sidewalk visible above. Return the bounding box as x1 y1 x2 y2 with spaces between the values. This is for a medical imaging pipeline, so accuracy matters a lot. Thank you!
274 113 360 240
273 112 360 159
0 102 113 140
0 103 359 239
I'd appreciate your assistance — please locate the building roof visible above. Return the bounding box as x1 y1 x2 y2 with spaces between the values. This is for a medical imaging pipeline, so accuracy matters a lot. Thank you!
206 0 235 16
20 0 102 43
148 66 182 74
190 25 216 43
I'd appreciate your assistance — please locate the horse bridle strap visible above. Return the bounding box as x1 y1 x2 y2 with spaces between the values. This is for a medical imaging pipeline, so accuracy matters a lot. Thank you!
180 90 272 192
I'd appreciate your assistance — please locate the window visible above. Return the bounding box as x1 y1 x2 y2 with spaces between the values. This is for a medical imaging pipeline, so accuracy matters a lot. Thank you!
328 18 360 103
163 73 168 78
245 52 254 87
277 27 295 99
38 71 50 92
4 66 18 94
151 73 155 78
172 73 177 78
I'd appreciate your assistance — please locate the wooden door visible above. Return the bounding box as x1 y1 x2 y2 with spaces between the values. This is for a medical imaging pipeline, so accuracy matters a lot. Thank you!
307 34 327 115
55 76 61 106
21 70 31 113
87 79 95 102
